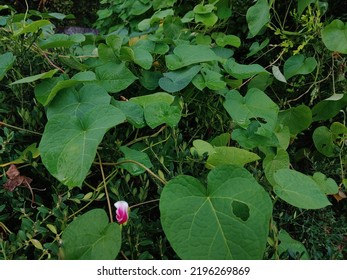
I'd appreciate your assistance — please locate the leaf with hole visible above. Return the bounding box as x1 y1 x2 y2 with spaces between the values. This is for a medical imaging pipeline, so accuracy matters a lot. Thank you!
62 209 121 259
223 88 279 138
160 165 272 259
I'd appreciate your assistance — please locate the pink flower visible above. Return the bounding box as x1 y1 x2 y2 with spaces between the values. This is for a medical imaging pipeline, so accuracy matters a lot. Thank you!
114 201 129 225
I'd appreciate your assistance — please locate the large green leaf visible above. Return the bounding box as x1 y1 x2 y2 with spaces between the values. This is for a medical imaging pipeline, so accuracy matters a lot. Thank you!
224 58 268 79
39 105 126 187
278 104 312 135
223 88 279 137
120 46 153 70
321 19 347 54
160 165 273 259
283 54 317 79
246 0 270 38
46 84 111 119
62 209 121 260
0 52 15 81
95 62 137 93
159 65 201 92
273 169 331 209
165 44 218 70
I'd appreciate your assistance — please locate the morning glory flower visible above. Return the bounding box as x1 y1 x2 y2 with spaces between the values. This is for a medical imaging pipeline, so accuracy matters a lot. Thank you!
114 201 129 225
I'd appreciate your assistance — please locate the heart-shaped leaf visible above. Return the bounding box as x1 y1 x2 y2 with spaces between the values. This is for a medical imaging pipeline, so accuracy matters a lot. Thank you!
278 104 312 135
223 88 279 137
118 146 153 176
224 58 269 79
246 0 270 38
39 105 125 187
62 209 121 260
321 19 347 54
160 165 273 259
159 65 201 92
273 169 331 209
165 45 218 70
95 62 137 93
283 54 317 79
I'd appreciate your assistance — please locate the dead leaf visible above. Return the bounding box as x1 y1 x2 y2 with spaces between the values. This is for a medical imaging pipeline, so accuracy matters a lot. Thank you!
333 189 347 202
3 164 35 207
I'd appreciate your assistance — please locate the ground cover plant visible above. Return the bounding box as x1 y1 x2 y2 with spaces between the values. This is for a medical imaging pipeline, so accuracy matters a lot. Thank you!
0 0 346 260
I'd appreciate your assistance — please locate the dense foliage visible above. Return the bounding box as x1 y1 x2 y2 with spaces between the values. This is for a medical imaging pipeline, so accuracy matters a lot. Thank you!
0 0 346 260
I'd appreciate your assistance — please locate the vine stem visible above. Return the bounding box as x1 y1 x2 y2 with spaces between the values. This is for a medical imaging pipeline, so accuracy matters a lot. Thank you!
0 121 42 135
130 198 160 209
94 159 168 185
97 152 113 223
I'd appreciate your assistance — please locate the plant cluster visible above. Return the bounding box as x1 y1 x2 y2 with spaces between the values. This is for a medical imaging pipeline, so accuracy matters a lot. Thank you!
0 0 346 260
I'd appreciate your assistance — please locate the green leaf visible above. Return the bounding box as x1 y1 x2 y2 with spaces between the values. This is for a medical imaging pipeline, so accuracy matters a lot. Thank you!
62 209 121 260
13 20 51 36
312 126 337 157
312 172 339 195
206 147 260 168
246 0 270 37
120 46 153 70
160 165 272 259
144 102 181 128
46 84 110 119
298 0 316 16
247 72 273 91
159 65 201 93
0 143 40 167
210 133 231 147
283 54 317 79
278 104 312 135
273 169 331 209
112 100 145 128
263 149 290 186
195 13 218 27
35 72 96 106
10 69 58 85
193 4 215 14
139 70 161 90
321 19 347 54
212 33 241 48
0 52 15 81
118 146 153 176
223 89 279 137
190 139 216 158
130 92 181 128
195 67 226 90
224 58 269 79
165 45 218 70
246 39 269 58
95 62 137 93
232 127 279 149
39 105 125 188
312 95 347 121
38 34 85 49
130 92 174 107
278 230 310 260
